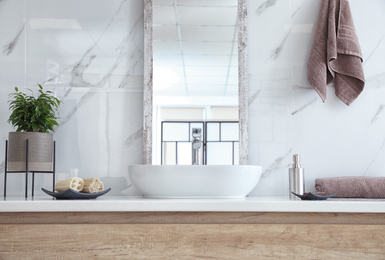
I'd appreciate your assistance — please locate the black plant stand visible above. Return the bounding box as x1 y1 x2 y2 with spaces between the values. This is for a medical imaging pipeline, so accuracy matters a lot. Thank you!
4 140 56 198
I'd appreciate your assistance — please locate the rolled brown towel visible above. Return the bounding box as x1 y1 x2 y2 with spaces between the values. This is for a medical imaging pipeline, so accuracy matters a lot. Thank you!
315 177 385 198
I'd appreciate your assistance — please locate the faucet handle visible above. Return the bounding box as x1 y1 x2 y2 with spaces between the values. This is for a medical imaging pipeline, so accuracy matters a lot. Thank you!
192 128 202 137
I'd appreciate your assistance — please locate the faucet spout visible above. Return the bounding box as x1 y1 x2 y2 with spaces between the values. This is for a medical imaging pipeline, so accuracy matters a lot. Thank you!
192 128 202 165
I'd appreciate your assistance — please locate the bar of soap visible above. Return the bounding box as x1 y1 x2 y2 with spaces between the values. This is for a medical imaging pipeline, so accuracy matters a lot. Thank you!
82 178 104 193
55 177 84 192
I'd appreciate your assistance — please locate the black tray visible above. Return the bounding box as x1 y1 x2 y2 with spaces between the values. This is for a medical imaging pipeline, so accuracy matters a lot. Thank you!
291 192 336 200
41 187 111 200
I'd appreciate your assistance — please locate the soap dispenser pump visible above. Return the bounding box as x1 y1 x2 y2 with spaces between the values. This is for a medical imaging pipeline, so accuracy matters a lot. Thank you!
289 154 305 199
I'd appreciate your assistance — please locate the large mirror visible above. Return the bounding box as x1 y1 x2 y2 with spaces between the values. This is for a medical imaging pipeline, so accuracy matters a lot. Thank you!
143 0 247 165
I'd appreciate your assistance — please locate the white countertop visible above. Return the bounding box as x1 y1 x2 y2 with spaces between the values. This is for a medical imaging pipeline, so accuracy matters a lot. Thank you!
1 195 385 213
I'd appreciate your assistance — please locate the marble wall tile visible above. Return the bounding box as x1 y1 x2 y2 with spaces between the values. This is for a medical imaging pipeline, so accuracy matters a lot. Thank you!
2 0 385 197
248 0 292 195
249 0 385 196
248 0 292 78
291 0 385 191
0 0 26 87
0 0 144 196
25 0 144 88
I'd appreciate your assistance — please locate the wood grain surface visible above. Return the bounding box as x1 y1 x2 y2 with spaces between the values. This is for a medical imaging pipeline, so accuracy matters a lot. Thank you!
1 211 385 224
1 224 384 259
1 212 385 259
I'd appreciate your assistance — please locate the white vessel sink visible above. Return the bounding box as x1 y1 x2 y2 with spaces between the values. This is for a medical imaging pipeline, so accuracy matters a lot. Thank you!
128 165 262 199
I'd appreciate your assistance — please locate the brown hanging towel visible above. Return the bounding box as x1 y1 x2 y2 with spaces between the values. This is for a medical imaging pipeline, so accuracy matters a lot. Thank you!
307 0 365 106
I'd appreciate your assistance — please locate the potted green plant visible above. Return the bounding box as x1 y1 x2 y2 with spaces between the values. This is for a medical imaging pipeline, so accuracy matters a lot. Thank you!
7 84 60 171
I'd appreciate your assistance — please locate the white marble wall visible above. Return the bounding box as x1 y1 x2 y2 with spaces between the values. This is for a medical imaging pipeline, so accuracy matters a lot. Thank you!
248 0 385 195
0 0 144 196
1 0 385 197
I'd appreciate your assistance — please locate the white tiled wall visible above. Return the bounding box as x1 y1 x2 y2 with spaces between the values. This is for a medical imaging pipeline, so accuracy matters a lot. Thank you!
0 0 144 196
1 0 384 196
248 0 385 195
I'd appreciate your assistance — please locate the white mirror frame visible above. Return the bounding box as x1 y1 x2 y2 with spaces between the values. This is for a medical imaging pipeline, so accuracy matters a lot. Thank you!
143 0 248 165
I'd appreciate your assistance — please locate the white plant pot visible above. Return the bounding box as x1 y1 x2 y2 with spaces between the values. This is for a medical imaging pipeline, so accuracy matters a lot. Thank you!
8 132 54 172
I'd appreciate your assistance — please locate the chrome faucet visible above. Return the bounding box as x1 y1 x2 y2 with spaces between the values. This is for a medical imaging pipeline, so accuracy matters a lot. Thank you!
192 128 202 165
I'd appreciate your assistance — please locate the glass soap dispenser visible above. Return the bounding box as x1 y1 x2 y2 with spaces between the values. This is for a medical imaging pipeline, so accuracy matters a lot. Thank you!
289 154 305 199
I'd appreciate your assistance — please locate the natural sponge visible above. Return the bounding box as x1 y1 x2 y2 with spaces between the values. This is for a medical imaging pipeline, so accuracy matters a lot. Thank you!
55 177 84 192
82 178 104 193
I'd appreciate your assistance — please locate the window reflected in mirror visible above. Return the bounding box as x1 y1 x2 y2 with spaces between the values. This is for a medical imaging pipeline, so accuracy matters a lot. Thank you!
152 0 239 165
155 107 239 165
